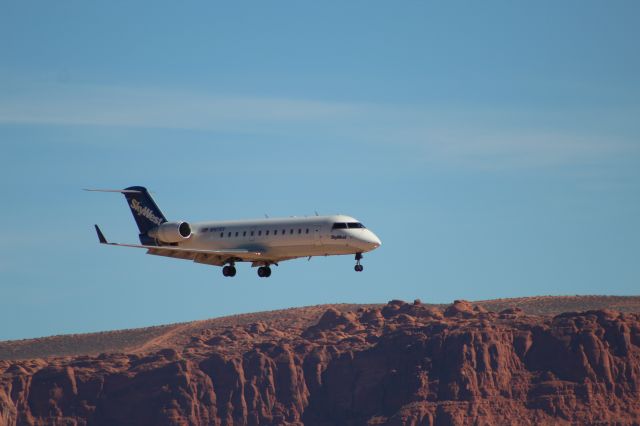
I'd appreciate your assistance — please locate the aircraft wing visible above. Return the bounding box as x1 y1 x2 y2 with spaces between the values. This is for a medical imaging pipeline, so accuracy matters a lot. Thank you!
94 225 264 266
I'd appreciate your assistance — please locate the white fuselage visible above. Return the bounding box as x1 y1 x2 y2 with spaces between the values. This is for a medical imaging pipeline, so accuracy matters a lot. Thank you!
178 214 381 261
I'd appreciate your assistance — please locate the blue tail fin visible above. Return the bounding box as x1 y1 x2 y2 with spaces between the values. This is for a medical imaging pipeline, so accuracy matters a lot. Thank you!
122 186 167 235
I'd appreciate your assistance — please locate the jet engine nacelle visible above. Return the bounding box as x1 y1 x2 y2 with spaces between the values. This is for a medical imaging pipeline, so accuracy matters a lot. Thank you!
148 221 192 243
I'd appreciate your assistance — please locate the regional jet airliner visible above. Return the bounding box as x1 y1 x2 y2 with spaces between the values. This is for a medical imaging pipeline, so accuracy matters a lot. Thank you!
87 186 381 278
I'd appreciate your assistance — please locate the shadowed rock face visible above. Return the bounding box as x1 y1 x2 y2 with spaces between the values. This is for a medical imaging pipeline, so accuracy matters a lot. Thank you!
1 301 640 425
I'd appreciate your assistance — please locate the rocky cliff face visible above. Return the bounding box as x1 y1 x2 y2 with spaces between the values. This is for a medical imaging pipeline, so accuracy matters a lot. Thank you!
1 300 639 425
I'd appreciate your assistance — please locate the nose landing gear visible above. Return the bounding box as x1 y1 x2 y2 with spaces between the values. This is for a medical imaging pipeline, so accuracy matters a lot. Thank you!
354 253 364 272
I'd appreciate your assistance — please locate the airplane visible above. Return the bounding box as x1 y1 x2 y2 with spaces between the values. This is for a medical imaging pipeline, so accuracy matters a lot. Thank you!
87 186 382 278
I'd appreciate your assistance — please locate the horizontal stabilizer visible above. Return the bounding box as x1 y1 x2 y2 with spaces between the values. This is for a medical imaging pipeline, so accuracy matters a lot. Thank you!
83 188 142 194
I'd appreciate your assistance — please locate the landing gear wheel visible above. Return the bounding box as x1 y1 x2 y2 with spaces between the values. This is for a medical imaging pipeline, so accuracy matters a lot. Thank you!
354 252 364 272
257 266 272 278
222 265 237 277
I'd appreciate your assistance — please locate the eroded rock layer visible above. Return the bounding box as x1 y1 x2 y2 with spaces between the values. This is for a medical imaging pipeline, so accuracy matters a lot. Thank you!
1 300 640 425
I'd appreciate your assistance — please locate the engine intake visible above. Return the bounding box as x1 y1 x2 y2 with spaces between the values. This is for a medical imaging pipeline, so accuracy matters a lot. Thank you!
148 221 192 243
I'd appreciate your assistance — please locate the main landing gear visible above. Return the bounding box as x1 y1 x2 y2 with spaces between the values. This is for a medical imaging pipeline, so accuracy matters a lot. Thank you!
222 263 237 277
257 266 272 278
354 253 364 272
222 261 273 278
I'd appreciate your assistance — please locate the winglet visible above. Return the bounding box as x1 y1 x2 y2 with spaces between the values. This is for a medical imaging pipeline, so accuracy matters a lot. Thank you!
94 225 108 244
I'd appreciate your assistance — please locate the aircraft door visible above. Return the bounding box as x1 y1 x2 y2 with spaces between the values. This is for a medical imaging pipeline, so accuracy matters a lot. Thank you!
314 225 322 245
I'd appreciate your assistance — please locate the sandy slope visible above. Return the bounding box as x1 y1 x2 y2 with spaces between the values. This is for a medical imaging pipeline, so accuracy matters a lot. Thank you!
1 296 639 360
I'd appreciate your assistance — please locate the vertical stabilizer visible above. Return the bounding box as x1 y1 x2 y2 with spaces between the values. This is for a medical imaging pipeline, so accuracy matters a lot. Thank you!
122 186 167 235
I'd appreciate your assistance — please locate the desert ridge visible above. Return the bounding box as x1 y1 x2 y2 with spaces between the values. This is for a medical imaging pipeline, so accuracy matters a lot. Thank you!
2 295 639 360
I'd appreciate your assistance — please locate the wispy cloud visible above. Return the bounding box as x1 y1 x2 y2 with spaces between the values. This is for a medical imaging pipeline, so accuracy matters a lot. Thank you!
407 128 632 170
0 84 360 129
0 82 636 170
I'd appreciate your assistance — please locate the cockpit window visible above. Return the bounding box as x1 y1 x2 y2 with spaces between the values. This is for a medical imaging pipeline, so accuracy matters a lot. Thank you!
347 222 365 229
332 222 366 229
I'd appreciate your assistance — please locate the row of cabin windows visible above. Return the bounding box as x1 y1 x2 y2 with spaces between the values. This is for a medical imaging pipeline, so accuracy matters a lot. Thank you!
201 228 311 238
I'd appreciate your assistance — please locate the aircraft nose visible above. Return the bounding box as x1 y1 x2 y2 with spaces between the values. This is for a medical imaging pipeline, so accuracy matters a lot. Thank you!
365 230 382 249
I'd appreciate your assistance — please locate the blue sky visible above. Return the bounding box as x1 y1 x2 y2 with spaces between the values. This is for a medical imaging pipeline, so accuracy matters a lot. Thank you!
1 1 639 340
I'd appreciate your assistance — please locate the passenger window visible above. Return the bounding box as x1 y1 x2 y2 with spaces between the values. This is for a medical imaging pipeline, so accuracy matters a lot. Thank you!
305 228 309 234
228 232 231 237
274 230 278 235
266 230 270 236
251 231 255 236
290 229 293 234
298 229 302 234
258 230 262 236
220 232 223 238
235 232 239 237
243 231 247 236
